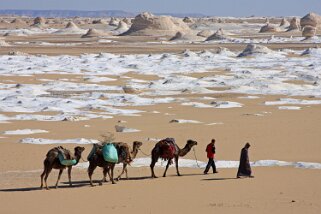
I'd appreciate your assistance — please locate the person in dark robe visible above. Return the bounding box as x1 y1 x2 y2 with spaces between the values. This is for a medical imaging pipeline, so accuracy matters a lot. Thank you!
237 142 254 178
204 139 218 174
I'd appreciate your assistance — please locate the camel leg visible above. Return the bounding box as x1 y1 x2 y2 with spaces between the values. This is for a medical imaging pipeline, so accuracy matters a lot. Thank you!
107 167 111 180
150 155 159 178
40 159 49 189
110 164 116 184
101 167 109 183
88 163 97 187
40 168 46 189
116 163 127 181
163 159 172 177
55 169 64 188
125 167 128 179
175 156 181 176
44 167 52 190
68 166 72 187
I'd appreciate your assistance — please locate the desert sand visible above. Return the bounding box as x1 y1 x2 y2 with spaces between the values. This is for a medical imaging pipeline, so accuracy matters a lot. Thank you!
0 12 321 214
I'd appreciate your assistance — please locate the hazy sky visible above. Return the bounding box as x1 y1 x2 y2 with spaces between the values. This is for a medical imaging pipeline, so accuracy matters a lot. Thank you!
0 0 320 16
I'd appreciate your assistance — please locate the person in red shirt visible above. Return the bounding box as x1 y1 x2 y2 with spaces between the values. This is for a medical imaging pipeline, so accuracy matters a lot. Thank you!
204 139 218 174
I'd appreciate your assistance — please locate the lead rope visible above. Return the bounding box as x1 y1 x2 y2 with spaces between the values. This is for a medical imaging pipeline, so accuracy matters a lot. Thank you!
193 147 201 168
138 149 151 157
139 149 164 166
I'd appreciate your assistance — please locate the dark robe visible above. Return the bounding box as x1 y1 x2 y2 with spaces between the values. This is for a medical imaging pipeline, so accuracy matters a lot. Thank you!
237 147 252 177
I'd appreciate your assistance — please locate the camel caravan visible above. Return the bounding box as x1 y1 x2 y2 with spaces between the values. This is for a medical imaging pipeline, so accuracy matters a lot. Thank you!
40 136 198 190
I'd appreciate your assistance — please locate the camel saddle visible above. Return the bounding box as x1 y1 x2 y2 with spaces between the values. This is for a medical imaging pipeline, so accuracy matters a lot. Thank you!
159 138 177 160
87 142 132 164
56 146 77 166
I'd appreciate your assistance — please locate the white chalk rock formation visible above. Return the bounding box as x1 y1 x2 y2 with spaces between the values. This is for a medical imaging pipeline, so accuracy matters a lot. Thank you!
259 24 279 33
300 12 321 29
238 44 273 57
121 12 190 36
287 17 300 31
206 28 228 41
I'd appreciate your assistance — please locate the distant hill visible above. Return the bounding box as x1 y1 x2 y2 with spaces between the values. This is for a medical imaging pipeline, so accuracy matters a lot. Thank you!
0 9 207 18
0 9 135 18
155 13 206 18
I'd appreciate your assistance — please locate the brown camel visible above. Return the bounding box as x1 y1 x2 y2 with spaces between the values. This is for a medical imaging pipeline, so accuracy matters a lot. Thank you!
116 141 143 180
40 146 85 190
87 141 137 186
150 138 197 178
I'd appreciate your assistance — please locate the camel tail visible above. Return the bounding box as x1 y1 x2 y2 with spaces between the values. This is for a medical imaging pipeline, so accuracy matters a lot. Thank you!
43 158 50 168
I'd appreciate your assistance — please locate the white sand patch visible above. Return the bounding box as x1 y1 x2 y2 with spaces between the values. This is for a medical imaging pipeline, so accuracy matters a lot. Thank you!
3 129 48 135
0 28 57 36
13 113 113 122
115 125 140 133
211 101 243 108
84 76 117 83
170 119 202 124
238 96 260 99
98 39 116 43
0 49 321 122
75 158 321 170
0 114 10 123
265 98 321 106
278 106 302 110
202 96 216 100
20 138 99 145
181 102 213 108
206 122 224 125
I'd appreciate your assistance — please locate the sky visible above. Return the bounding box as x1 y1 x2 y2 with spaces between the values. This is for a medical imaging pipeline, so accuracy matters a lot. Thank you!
0 0 320 17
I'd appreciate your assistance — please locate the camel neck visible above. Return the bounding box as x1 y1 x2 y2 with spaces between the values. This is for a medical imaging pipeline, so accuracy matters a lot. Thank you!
74 152 82 163
131 146 139 159
178 144 192 157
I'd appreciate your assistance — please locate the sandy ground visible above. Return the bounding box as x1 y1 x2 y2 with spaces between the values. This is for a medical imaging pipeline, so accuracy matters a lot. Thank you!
0 167 320 214
0 41 319 55
1 16 321 213
0 89 320 213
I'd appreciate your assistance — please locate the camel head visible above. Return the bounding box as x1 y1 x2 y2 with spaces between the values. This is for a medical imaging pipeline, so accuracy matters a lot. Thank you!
133 141 143 149
178 139 198 157
74 146 85 157
186 139 197 148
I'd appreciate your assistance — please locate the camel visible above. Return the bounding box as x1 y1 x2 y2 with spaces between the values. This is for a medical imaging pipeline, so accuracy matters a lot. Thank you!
87 141 141 186
116 141 143 180
150 138 197 178
40 146 85 190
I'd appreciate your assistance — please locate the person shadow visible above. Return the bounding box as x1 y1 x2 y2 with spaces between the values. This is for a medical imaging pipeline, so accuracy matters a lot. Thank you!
202 177 238 181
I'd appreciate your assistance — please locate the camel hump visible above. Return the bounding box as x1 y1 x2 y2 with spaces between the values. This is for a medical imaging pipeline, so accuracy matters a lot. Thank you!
46 146 72 160
164 138 175 144
157 138 175 146
157 138 177 160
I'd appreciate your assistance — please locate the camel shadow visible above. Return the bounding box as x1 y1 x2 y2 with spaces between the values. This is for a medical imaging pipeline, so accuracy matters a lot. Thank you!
202 177 238 181
0 183 89 192
66 176 152 183
61 179 100 185
122 176 152 181
166 173 203 177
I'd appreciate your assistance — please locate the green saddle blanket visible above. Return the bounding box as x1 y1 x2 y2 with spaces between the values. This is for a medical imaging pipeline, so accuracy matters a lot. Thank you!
58 153 77 166
102 143 118 163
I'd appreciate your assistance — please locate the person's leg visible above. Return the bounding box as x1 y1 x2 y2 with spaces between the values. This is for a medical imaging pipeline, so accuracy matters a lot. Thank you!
204 158 211 174
212 158 218 173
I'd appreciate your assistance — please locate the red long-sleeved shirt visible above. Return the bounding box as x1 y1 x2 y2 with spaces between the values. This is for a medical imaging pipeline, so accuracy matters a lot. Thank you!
206 143 215 158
